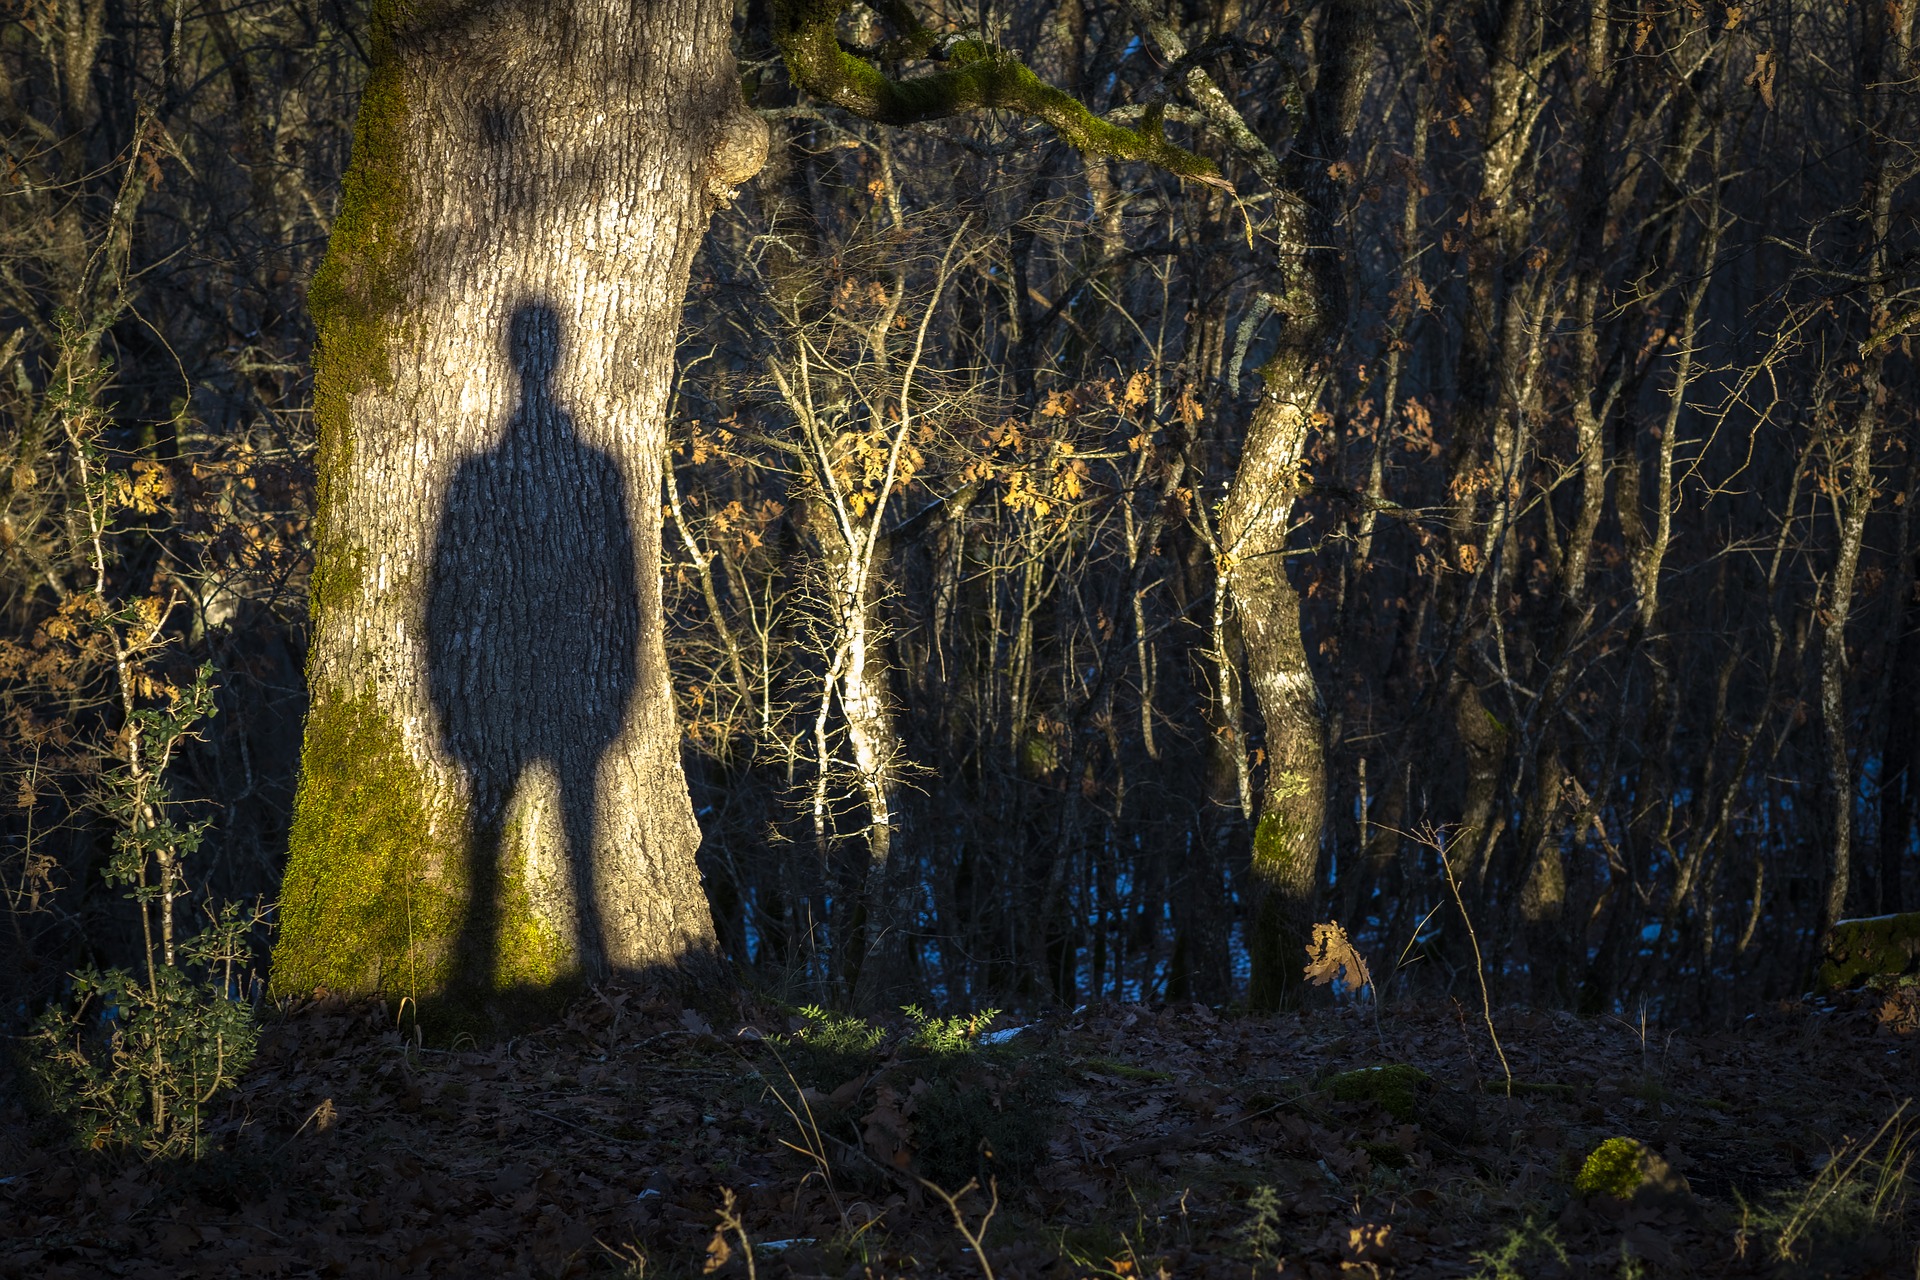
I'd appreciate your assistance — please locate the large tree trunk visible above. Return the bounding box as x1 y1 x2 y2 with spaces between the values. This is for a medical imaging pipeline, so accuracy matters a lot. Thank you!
271 0 766 1022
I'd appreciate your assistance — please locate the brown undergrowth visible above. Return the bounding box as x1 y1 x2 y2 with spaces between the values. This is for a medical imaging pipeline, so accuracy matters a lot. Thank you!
2 983 1916 1279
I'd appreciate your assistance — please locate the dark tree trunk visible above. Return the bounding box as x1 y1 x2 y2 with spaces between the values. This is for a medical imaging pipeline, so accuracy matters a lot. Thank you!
1878 548 1920 913
1817 0 1909 936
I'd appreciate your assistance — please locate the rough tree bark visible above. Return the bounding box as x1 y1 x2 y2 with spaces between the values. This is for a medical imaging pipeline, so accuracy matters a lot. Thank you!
272 0 1212 1021
271 0 768 1019
1141 0 1375 1010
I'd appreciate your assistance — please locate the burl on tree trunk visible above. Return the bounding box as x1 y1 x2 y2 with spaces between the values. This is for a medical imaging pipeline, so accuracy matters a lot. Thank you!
271 0 766 1025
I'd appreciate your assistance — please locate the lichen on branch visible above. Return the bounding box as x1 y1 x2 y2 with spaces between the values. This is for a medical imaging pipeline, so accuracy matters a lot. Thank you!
773 0 1227 186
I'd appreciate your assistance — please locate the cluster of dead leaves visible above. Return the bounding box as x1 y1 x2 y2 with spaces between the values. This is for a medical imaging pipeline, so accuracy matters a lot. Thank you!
959 419 1091 520
1303 921 1372 994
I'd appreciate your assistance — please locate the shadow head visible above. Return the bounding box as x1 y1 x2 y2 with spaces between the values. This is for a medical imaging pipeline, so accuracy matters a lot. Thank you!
508 302 562 391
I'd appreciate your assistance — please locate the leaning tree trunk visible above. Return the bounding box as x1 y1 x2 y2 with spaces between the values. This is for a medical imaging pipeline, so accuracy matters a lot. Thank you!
1208 0 1374 1011
271 0 766 1023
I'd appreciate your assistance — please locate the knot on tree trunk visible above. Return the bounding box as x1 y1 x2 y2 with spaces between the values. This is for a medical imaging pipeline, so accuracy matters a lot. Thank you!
706 108 770 200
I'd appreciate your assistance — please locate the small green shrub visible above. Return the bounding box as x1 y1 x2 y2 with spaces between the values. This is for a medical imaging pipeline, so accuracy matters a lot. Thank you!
1235 1184 1285 1264
1738 1102 1916 1275
911 1055 1055 1188
31 903 259 1157
797 1005 887 1055
773 1004 1053 1188
780 1004 888 1088
780 1003 1006 1088
27 669 260 1158
1468 1215 1567 1280
902 1004 1002 1055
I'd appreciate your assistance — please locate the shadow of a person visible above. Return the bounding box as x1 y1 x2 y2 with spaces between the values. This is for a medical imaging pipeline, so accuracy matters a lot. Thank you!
427 302 638 996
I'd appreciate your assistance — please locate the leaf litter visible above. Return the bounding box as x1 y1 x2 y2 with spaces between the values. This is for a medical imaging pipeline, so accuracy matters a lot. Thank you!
1 979 1916 1278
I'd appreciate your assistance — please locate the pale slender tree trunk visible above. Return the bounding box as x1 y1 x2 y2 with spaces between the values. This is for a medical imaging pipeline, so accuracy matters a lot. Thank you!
834 532 912 1010
272 0 766 1021
1213 0 1375 1010
791 485 907 1007
1817 0 1913 938
767 233 957 1010
1122 0 1374 1011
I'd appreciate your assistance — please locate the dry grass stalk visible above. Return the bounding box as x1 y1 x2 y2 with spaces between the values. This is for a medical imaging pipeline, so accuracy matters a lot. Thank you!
917 1175 999 1280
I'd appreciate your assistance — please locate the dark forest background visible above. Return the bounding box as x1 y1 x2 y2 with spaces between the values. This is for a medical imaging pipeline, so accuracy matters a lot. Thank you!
4 0 1918 1028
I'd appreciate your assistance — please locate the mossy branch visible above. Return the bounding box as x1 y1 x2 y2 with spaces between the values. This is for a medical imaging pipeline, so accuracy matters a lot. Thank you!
773 0 1228 187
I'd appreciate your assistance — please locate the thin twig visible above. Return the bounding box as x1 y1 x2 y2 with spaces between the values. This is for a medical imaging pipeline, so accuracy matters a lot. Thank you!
916 1175 999 1280
1427 825 1513 1097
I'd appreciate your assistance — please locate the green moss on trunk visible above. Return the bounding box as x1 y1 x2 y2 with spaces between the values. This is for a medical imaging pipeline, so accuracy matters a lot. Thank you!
305 4 415 626
1247 810 1306 1011
306 50 411 450
488 811 575 993
274 694 463 1000
306 544 367 632
272 695 574 1020
772 0 1221 183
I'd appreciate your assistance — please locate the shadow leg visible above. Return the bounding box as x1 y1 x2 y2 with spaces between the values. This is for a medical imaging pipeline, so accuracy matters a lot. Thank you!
454 799 505 998
559 758 609 978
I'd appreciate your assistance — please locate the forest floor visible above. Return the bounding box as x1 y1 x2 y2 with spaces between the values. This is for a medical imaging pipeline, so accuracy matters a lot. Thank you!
3 978 1918 1280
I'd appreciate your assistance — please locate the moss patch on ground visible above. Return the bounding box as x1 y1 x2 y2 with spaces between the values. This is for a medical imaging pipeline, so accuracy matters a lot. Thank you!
1075 1056 1173 1082
1575 1136 1690 1202
1575 1136 1647 1197
1323 1063 1429 1123
1481 1079 1576 1099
